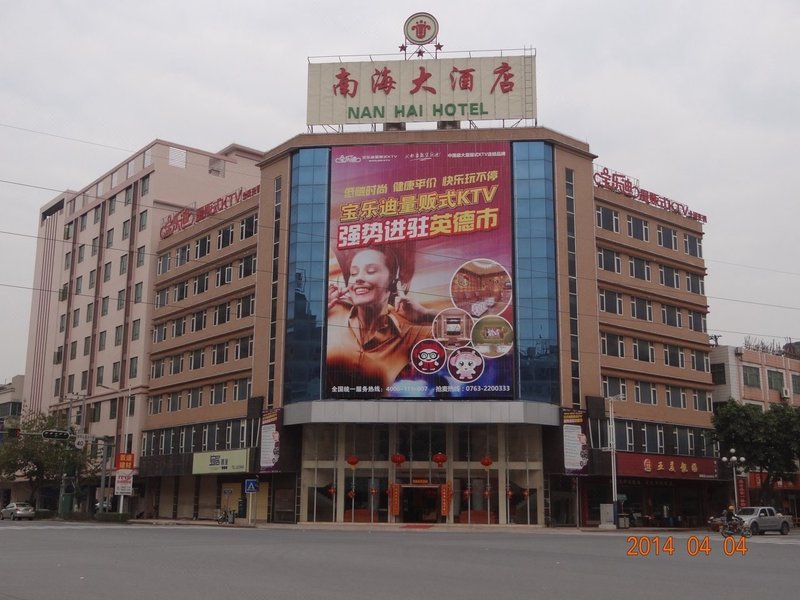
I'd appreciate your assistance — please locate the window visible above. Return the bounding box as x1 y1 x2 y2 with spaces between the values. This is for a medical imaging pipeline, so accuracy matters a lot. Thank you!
628 257 651 281
657 225 677 250
188 388 203 409
189 348 204 370
235 335 253 360
627 216 649 241
134 282 143 304
194 272 209 295
599 290 623 315
237 294 255 318
630 297 653 321
157 253 170 274
98 330 107 351
91 236 99 256
195 235 210 259
80 214 87 231
117 289 126 310
241 213 258 239
168 392 181 412
634 381 657 405
64 251 72 270
659 265 679 288
684 233 703 257
75 275 83 294
83 336 91 356
106 228 114 249
597 248 621 273
103 261 112 282
70 340 77 360
96 366 104 386
131 319 141 341
601 332 624 357
211 383 226 405
767 370 784 391
175 244 190 267
792 374 800 395
115 325 124 346
148 396 162 416
173 317 186 338
86 302 93 322
136 245 146 267
687 310 707 333
108 196 116 215
742 366 760 388
152 323 167 343
174 280 188 302
711 363 726 385
72 308 80 327
632 339 655 362
112 361 121 383
602 376 626 398
661 304 682 327
78 244 85 263
664 344 685 368
94 205 102 223
170 354 183 375
239 254 257 278
101 296 109 316
212 342 228 365
54 346 63 364
218 224 234 249
686 273 705 294
59 313 66 332
691 350 710 373
694 391 712 412
666 385 687 408
129 356 139 378
151 359 165 379
155 288 169 308
141 174 150 196
138 210 148 231
214 302 230 325
89 269 96 289
119 254 128 275
216 264 233 286
127 395 136 417
122 220 131 240
596 206 619 232
234 378 251 401
192 310 206 332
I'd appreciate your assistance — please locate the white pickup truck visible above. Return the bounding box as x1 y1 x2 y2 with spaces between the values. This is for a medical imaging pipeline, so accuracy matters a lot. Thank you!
736 506 792 535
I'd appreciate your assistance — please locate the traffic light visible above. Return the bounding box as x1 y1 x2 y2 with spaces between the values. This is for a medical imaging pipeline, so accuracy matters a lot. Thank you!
41 429 71 440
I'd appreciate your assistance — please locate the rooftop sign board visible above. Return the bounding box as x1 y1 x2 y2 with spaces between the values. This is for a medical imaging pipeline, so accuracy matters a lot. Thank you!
307 54 536 126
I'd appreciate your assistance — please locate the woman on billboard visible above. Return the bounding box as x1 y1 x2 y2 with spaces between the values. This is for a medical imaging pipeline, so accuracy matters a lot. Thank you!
326 243 436 395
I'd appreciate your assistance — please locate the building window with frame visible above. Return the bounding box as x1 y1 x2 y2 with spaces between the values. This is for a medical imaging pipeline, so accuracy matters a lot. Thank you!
168 392 181 412
152 323 167 343
628 256 651 281
170 354 183 375
195 235 210 259
214 302 230 325
235 335 253 360
194 272 209 295
664 344 685 368
742 365 760 388
684 233 703 257
691 350 710 373
666 385 687 408
134 282 143 304
600 332 624 357
632 338 655 362
241 213 258 239
117 289 126 310
157 253 170 275
122 219 131 240
189 348 204 370
634 381 657 405
98 330 107 351
155 288 169 308
131 319 141 341
687 310 707 333
686 273 705 294
767 369 784 391
192 310 206 332
694 390 712 412
597 248 621 273
661 304 682 327
599 289 623 315
112 361 121 383
175 244 190 267
188 387 203 409
237 294 255 318
218 224 234 249
106 228 114 249
141 174 150 196
596 206 619 232
627 216 649 241
657 225 678 250
136 245 146 267
138 210 148 231
174 280 188 302
216 264 233 286
659 265 680 288
212 342 228 365
173 317 186 338
129 356 139 379
234 378 251 401
602 376 626 398
210 383 226 405
95 365 104 386
239 254 257 278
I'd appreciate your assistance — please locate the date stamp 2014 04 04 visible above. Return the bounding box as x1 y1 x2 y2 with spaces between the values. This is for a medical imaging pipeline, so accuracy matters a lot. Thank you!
626 535 748 558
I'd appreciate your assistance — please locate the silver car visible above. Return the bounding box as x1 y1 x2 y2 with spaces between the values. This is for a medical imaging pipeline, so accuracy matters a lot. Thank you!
0 502 36 520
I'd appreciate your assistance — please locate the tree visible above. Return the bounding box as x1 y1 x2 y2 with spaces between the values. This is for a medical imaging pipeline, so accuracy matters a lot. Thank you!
713 400 800 505
0 411 85 506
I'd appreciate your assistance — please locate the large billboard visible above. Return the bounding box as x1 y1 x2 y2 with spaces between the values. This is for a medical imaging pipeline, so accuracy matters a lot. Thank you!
326 142 514 400
308 55 536 126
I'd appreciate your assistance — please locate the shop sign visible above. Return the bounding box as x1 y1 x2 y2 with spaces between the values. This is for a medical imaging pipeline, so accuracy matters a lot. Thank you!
749 471 800 489
562 408 588 473
114 470 134 496
115 452 135 470
616 452 718 479
192 449 250 475
390 484 401 516
159 184 260 239
440 483 451 516
308 55 536 125
593 166 707 223
259 408 282 473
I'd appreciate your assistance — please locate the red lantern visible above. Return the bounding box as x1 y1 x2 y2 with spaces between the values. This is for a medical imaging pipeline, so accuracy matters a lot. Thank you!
347 489 356 499
506 487 514 498
369 488 377 496
522 489 529 498
480 455 493 469
432 452 448 468
346 455 360 468
463 486 472 500
390 452 406 466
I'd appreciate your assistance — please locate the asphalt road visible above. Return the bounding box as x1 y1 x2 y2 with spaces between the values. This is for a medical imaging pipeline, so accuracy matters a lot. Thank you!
1 522 796 600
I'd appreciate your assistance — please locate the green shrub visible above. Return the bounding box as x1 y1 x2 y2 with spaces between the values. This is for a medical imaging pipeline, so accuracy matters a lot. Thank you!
94 512 130 523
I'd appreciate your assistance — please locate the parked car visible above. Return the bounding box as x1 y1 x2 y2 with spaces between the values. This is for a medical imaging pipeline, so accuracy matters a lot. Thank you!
736 506 792 535
0 502 36 521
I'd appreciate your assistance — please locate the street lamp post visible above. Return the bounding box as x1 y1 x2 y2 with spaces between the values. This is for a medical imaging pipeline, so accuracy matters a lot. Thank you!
721 448 746 509
97 383 133 514
607 394 626 528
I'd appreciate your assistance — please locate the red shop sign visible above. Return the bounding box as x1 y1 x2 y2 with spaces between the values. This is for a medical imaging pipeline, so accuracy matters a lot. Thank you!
616 452 718 479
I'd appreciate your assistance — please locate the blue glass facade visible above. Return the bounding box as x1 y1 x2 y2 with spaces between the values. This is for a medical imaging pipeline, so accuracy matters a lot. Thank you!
512 142 559 403
283 148 329 404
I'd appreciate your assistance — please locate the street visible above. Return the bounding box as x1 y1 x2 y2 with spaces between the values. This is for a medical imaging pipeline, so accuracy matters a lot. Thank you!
1 521 796 600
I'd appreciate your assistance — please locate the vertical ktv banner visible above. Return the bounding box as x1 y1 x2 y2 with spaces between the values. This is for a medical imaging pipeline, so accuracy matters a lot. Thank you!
326 142 514 400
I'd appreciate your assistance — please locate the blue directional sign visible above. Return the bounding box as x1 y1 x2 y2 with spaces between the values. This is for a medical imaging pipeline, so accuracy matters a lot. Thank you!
244 479 259 494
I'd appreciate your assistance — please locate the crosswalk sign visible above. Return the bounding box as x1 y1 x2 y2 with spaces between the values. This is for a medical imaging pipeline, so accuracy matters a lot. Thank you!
244 479 259 494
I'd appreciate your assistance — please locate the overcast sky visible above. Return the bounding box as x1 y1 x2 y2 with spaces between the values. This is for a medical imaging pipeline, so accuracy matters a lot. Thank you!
2 0 799 383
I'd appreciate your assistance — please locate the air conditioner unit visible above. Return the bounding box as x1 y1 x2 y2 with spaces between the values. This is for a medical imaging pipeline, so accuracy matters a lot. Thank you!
734 347 744 356
781 387 791 399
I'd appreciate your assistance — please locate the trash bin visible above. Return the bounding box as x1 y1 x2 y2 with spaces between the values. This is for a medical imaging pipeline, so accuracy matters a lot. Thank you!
237 496 247 519
618 515 630 529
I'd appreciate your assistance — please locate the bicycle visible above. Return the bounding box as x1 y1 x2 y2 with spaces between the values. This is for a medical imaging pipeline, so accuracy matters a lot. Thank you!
216 509 234 524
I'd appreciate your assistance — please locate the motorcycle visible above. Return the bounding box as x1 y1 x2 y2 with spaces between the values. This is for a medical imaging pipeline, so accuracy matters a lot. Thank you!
720 516 752 538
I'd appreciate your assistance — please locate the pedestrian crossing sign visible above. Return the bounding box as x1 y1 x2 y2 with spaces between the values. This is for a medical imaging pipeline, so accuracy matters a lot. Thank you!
245 479 259 494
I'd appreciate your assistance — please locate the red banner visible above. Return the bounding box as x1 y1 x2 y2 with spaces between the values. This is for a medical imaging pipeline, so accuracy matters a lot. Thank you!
390 484 401 516
749 471 800 490
115 452 135 470
615 453 718 479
